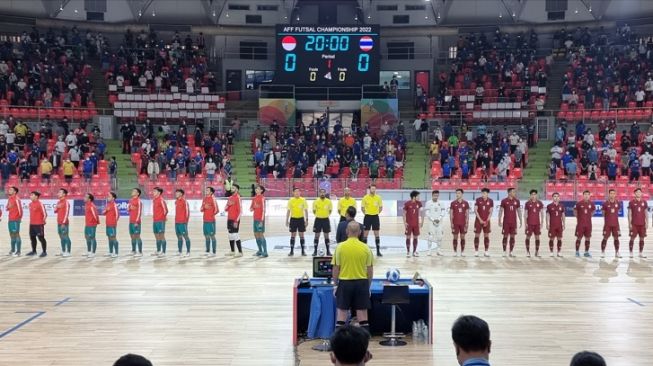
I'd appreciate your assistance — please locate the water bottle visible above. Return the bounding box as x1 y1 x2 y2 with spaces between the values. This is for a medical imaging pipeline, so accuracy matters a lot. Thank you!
412 321 418 340
421 324 429 343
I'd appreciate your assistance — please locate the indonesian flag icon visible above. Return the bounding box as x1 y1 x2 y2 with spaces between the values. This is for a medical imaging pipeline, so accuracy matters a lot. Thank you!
282 36 297 51
359 36 373 52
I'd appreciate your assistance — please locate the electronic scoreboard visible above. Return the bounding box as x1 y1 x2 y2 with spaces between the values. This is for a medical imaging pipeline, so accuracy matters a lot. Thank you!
274 24 380 87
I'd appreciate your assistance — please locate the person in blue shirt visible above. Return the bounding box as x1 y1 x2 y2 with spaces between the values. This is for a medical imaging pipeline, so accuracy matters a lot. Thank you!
254 148 264 165
452 315 492 366
384 152 395 168
555 126 565 143
575 120 586 141
630 159 641 182
96 139 106 159
587 147 598 164
442 160 452 179
461 160 470 180
82 157 94 182
607 160 618 181
565 159 578 179
440 146 449 165
89 152 98 174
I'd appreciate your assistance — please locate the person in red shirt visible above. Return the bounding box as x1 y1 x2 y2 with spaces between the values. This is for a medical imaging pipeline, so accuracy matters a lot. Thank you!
250 185 268 257
6 186 23 256
84 193 100 258
152 187 169 256
128 188 143 256
524 189 545 257
546 192 566 257
225 184 243 257
574 190 594 257
27 191 47 257
54 188 71 257
628 188 649 258
201 186 219 256
174 189 191 257
498 188 523 257
449 189 470 256
403 191 423 257
104 192 120 258
601 189 621 259
473 188 494 257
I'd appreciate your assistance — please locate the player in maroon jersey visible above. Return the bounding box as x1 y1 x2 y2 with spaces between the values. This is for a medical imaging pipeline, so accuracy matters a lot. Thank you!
574 190 594 258
403 191 423 257
473 188 494 257
498 188 523 257
628 188 649 258
524 189 545 257
546 192 566 257
450 189 470 257
601 189 622 259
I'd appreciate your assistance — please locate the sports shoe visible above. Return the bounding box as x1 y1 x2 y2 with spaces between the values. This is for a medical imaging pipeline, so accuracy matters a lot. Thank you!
550 252 555 257
412 252 419 257
615 252 622 259
535 252 541 258
509 252 515 258
557 252 563 258
630 252 634 258
301 250 307 257
13 252 20 257
7 251 13 256
583 252 592 258
235 252 243 258
484 252 490 257
453 252 459 257
436 251 443 256
376 251 383 257
254 251 261 257
526 252 531 258
406 252 411 258
130 251 136 256
111 253 118 258
640 253 647 258
88 253 95 258
312 250 318 257
56 252 63 257
460 252 465 257
575 251 580 257
261 253 269 258
288 251 294 257
63 252 71 258
176 252 182 257
151 251 160 256
135 252 143 257
502 251 507 257
474 251 479 257
210 253 217 257
26 251 36 257
226 251 235 256
39 252 47 257
600 252 605 258
184 252 191 257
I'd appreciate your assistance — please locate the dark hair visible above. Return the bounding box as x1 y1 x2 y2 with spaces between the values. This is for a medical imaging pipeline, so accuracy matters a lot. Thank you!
329 325 370 364
233 184 240 191
570 351 606 366
257 185 266 193
176 189 185 195
86 193 94 202
552 192 560 196
109 192 117 199
583 190 590 194
456 189 464 193
207 186 215 194
481 188 490 193
507 188 515 193
432 190 439 194
31 191 41 197
59 188 68 195
369 183 376 188
451 315 491 353
293 187 299 192
634 188 642 193
113 354 153 366
410 190 420 199
9 186 18 194
133 188 142 196
608 189 615 193
153 187 163 194
346 206 357 218
530 189 538 195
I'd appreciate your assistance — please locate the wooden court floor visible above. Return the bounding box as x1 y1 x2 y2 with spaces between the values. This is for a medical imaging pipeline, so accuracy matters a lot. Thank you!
0 216 651 366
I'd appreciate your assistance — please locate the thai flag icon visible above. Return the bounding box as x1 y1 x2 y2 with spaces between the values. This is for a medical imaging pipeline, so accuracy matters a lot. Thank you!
359 36 373 52
282 36 297 51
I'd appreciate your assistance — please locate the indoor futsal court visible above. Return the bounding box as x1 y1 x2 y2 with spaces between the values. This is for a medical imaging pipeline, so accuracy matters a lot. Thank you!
0 215 650 366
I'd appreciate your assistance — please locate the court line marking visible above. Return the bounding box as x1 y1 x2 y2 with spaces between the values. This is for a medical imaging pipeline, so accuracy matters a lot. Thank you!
627 298 645 306
54 297 72 306
0 311 46 340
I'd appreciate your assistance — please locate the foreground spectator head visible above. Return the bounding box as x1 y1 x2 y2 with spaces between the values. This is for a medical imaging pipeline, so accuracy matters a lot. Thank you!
570 351 606 366
113 354 153 366
451 315 491 366
330 325 372 365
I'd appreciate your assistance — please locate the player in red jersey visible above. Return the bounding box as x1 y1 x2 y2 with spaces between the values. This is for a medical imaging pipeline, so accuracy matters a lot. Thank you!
84 193 100 258
473 188 493 257
250 185 268 257
201 187 220 257
574 190 594 258
403 190 423 257
601 189 621 259
628 188 649 258
104 192 120 258
498 188 522 257
54 188 71 257
128 188 144 256
174 189 191 257
449 189 470 257
524 189 545 257
27 191 47 257
225 184 243 257
152 187 169 257
546 192 566 257
6 186 23 256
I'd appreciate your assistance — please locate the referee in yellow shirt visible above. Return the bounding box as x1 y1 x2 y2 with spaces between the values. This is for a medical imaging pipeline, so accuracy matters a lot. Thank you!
361 184 383 257
286 187 309 256
338 188 357 222
312 188 333 256
332 221 374 334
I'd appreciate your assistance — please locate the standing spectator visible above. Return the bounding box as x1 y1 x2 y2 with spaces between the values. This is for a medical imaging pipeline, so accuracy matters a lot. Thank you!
570 351 606 366
62 159 75 183
40 159 53 182
82 157 94 182
147 159 159 182
205 157 217 182
640 150 652 178
329 326 373 366
630 158 641 182
451 315 492 366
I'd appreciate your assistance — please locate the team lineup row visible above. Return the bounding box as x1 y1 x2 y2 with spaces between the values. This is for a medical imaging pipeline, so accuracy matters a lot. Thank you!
2 183 650 260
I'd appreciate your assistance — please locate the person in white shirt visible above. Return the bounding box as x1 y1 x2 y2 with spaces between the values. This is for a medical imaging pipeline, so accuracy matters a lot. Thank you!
0 120 8 135
605 146 617 160
635 88 646 107
583 130 595 146
116 75 124 88
645 78 653 96
185 77 195 91
422 190 446 256
363 133 372 150
154 75 163 91
54 136 66 155
65 132 77 148
138 75 147 88
640 151 652 177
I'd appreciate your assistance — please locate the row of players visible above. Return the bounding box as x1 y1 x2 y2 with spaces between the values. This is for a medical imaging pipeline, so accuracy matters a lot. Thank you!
2 184 268 258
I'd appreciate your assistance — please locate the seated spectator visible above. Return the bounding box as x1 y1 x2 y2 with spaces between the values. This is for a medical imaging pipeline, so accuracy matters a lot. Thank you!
329 325 372 366
570 351 606 366
451 315 492 366
113 353 153 366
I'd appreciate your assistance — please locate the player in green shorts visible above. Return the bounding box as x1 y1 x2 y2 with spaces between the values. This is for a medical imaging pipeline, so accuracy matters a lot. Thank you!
84 194 100 258
104 192 120 258
54 188 71 257
6 186 23 256
250 185 268 257
128 188 143 257
151 187 169 257
174 189 191 257
201 187 219 257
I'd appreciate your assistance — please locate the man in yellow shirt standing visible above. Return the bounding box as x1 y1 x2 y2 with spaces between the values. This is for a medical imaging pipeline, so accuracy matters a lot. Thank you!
361 184 383 257
332 221 374 334
286 187 309 256
40 158 53 183
312 188 333 256
62 159 76 184
338 187 357 222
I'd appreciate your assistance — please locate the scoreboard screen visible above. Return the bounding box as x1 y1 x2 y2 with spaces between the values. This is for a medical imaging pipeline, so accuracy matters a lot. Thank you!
274 24 380 87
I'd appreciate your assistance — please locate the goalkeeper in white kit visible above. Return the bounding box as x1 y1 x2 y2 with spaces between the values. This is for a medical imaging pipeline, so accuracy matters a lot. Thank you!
422 190 446 256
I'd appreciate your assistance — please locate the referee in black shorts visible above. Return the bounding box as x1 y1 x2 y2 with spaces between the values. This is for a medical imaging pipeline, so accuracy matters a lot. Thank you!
332 221 374 334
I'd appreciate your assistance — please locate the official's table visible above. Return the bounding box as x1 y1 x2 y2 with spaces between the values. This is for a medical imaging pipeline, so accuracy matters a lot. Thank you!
292 278 433 345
